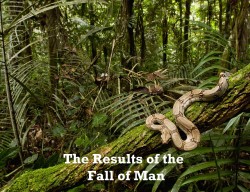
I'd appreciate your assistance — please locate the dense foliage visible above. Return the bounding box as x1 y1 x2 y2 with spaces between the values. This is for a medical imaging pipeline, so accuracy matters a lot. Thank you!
0 0 249 191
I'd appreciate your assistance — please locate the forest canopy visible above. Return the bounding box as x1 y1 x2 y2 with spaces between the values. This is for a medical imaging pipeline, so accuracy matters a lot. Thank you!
0 0 250 191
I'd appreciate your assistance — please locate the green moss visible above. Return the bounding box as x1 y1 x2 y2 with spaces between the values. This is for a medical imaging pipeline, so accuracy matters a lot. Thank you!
4 163 65 191
229 63 250 87
3 64 250 192
185 64 250 122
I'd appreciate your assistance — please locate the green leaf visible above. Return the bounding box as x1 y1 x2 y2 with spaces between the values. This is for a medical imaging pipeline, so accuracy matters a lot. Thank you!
194 65 227 78
180 159 234 178
238 171 250 180
79 26 113 43
121 119 145 135
134 149 177 192
24 154 38 165
201 134 236 141
239 159 250 166
240 146 250 152
198 76 220 88
112 107 145 132
9 73 42 105
0 147 19 168
223 113 243 133
237 185 249 192
171 176 185 192
52 124 66 137
152 163 177 192
92 112 108 127
243 116 250 133
6 0 108 34
75 134 90 147
172 159 234 191
191 50 223 74
219 186 235 192
181 171 232 186
180 146 236 159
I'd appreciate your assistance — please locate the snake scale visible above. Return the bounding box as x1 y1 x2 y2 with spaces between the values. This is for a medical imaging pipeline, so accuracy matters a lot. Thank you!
145 72 230 151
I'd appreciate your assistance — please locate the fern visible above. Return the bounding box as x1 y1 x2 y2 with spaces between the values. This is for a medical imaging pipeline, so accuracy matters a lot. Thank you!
97 92 171 136
138 112 250 192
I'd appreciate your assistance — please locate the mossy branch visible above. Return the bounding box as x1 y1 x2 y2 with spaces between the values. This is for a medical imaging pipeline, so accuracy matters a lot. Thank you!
2 64 250 192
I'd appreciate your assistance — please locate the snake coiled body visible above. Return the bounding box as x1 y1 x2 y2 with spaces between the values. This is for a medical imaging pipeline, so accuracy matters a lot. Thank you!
145 72 230 151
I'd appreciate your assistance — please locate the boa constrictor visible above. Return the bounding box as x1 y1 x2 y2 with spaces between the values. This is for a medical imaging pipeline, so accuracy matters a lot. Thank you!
145 72 230 151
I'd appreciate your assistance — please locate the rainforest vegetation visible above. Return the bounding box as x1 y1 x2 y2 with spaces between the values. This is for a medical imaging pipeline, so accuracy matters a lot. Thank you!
0 0 250 191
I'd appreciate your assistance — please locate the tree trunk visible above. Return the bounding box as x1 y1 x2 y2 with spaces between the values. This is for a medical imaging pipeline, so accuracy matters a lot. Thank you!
207 0 212 26
136 0 146 67
206 0 213 53
233 0 249 63
3 64 250 191
122 0 136 70
162 0 168 68
218 0 223 33
178 0 183 63
221 0 249 68
89 3 98 78
183 0 191 64
224 0 232 38
46 3 60 95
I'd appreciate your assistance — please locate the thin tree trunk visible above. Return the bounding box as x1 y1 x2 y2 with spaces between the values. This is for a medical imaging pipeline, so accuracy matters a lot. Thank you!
183 0 191 64
206 0 213 53
136 0 146 66
0 2 23 164
120 0 136 70
207 0 212 26
162 13 168 67
89 3 98 78
178 0 183 63
224 0 232 38
46 3 60 95
218 0 223 33
3 64 250 191
126 0 136 70
103 45 108 67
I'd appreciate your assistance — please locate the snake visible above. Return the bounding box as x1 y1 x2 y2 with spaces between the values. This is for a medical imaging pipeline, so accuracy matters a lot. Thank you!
145 72 230 151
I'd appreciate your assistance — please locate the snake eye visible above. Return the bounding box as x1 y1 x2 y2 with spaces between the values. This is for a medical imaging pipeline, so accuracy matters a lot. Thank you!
219 72 230 78
219 72 225 77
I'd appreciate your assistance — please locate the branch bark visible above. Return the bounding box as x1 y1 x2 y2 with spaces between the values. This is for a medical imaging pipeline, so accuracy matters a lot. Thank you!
3 64 250 191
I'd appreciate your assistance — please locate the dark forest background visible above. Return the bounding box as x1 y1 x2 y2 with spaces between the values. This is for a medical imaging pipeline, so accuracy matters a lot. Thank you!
0 0 249 191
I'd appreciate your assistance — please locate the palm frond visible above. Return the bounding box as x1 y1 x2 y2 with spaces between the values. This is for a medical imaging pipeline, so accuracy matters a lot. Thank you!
138 112 250 192
97 92 171 136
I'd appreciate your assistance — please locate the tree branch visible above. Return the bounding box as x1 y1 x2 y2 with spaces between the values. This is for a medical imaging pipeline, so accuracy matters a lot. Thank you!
3 64 250 191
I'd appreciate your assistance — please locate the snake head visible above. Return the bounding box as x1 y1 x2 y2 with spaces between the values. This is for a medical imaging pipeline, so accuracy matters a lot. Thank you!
219 72 230 78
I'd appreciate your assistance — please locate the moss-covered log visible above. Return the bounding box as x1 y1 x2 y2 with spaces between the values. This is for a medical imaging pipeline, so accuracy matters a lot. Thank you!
2 64 250 192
